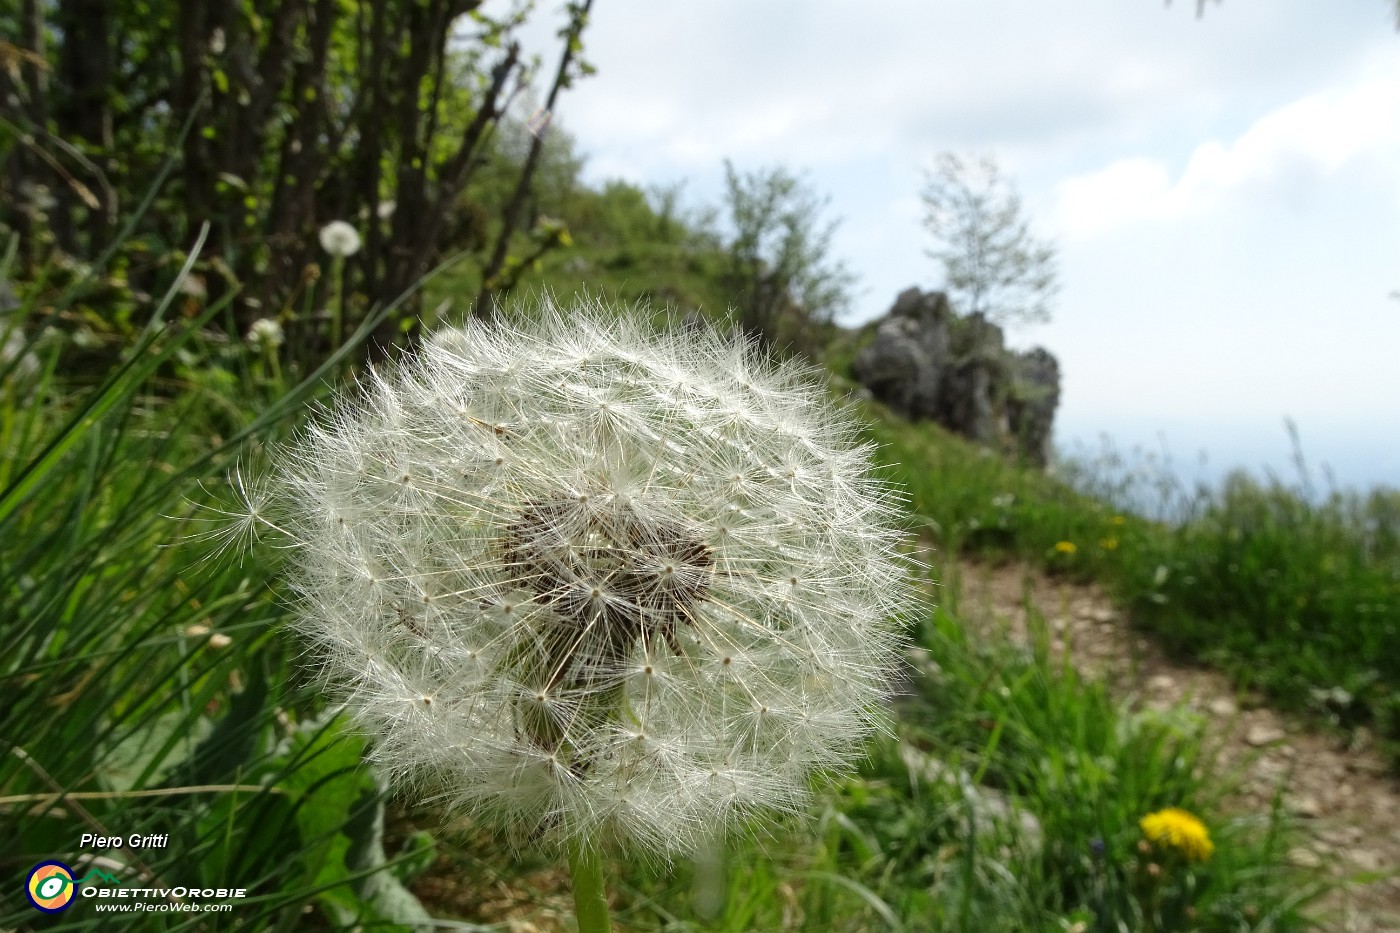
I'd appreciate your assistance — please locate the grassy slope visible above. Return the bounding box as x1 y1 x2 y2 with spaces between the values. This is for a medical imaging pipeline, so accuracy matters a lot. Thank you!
864 402 1399 765
426 241 736 331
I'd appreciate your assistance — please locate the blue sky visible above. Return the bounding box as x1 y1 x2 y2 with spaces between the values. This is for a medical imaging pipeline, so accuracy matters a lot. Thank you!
485 1 1400 493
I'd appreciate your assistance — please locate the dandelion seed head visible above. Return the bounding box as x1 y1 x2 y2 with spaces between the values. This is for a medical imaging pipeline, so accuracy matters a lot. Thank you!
245 317 284 351
318 219 362 258
254 297 919 857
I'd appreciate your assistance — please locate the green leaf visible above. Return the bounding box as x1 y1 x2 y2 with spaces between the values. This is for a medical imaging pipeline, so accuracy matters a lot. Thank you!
102 709 216 793
275 711 376 889
165 661 270 789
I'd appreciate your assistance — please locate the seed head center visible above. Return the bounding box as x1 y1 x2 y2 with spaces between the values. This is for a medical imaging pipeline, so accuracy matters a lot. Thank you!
502 492 713 645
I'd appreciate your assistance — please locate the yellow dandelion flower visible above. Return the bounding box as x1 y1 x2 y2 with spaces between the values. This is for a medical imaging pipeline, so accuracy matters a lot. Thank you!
1110 515 1126 526
1140 808 1214 862
1054 541 1077 555
1099 537 1119 551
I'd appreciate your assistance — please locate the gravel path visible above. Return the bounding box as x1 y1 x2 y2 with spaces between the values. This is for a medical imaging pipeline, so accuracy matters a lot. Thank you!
950 559 1400 932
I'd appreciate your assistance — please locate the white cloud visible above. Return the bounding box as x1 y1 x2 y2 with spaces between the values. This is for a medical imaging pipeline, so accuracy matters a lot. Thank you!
1053 159 1174 239
1054 75 1400 239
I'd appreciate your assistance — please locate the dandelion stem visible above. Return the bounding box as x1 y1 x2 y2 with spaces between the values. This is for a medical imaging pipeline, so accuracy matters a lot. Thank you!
568 836 612 933
263 344 282 386
330 254 345 349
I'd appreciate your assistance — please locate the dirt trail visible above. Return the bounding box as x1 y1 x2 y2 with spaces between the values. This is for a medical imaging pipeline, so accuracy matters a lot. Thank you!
950 559 1400 932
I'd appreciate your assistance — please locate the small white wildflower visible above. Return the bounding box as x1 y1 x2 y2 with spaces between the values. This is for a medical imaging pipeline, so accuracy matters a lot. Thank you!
1310 686 1353 709
178 274 208 300
1 328 39 385
182 623 231 648
318 219 362 258
247 297 918 859
376 200 397 220
19 181 56 213
246 317 284 351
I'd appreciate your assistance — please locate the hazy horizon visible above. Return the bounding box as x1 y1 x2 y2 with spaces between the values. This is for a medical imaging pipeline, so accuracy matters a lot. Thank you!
1054 415 1398 512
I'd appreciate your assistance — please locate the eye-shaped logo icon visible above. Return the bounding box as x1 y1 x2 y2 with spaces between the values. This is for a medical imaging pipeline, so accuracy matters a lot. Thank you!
26 861 77 913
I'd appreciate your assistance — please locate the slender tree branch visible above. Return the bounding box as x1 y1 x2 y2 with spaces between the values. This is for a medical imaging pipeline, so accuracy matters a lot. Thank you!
474 0 594 316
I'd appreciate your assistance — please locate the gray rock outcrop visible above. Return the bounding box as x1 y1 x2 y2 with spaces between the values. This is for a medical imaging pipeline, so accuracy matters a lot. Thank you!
851 287 1061 467
1006 347 1061 468
849 287 951 420
940 311 1009 447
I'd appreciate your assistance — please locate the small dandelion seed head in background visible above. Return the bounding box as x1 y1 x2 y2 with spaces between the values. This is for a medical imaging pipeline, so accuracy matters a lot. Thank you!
253 297 920 858
317 219 362 258
245 318 285 351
